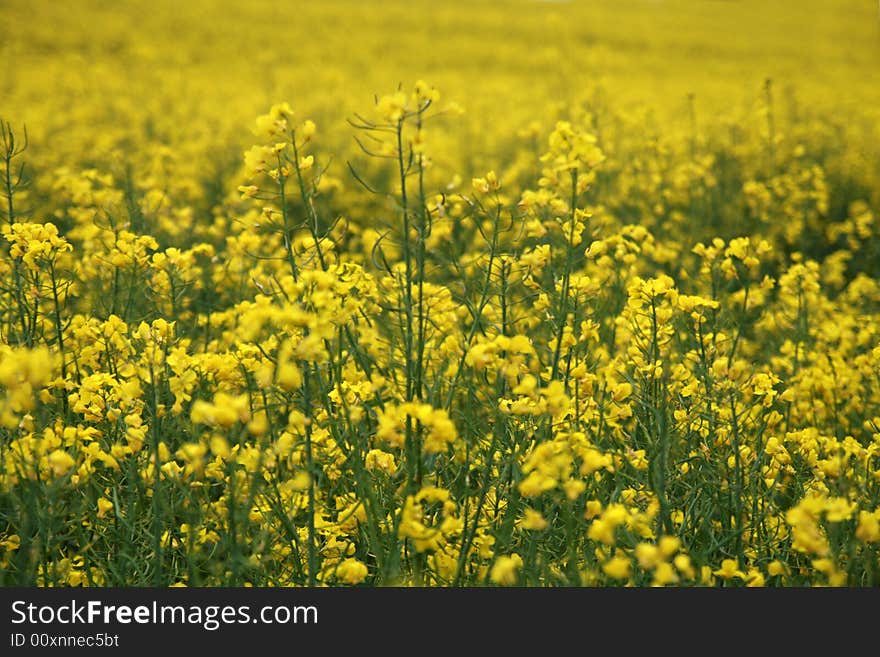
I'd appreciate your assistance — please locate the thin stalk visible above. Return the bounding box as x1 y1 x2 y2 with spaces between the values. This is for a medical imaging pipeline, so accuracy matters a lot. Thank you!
551 169 578 380
302 364 317 587
291 138 326 271
277 156 299 283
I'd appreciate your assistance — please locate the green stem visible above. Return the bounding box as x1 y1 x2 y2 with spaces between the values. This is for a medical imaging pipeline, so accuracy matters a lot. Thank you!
303 364 317 587
551 169 578 380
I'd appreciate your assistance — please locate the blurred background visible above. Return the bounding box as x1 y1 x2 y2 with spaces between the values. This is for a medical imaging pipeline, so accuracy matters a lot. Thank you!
3 1 877 119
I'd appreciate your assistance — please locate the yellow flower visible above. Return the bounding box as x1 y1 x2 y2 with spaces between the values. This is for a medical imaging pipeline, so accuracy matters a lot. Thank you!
237 184 258 199
472 170 500 194
0 534 21 552
652 562 679 586
47 450 76 477
635 543 661 570
519 508 549 531
97 497 115 519
658 536 680 559
767 560 788 577
584 500 603 520
300 119 317 139
562 478 586 501
673 554 695 579
472 177 490 194
519 471 556 498
611 382 632 402
243 145 274 179
824 497 856 523
746 570 765 587
365 449 397 474
587 519 614 546
289 471 311 492
855 510 880 542
713 559 746 581
336 558 369 585
602 556 632 580
490 554 523 586
377 91 408 123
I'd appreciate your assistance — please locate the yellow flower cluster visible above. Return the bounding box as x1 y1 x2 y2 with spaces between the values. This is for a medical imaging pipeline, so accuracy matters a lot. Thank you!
1 0 879 587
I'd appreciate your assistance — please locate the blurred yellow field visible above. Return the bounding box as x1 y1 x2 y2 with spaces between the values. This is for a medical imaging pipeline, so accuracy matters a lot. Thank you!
1 1 879 586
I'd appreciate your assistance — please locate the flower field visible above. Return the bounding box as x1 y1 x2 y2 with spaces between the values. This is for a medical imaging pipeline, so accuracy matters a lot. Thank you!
1 0 879 586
